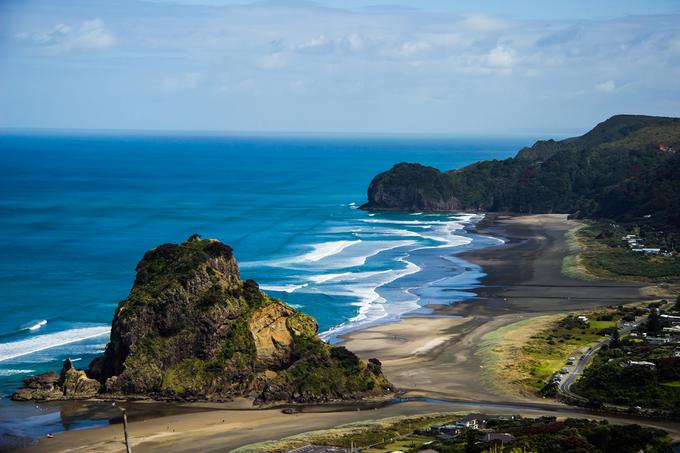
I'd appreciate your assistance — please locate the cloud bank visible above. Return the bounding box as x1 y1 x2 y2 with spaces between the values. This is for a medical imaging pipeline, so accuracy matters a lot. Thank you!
1 0 679 133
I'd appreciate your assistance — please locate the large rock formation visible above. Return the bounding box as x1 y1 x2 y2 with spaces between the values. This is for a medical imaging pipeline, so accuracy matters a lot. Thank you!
360 162 463 212
13 235 392 403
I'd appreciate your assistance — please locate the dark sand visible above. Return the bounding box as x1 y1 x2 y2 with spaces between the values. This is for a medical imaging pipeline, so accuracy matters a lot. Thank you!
341 214 652 404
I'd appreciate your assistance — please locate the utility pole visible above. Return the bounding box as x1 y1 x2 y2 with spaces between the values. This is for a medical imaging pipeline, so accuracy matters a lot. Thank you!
113 402 132 453
122 407 131 453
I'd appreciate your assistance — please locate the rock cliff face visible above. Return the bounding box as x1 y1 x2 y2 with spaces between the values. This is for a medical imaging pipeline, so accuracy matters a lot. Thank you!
360 162 462 212
13 235 392 403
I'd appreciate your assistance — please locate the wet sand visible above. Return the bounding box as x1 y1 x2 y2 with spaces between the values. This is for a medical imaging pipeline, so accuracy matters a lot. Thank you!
340 214 650 404
20 214 663 452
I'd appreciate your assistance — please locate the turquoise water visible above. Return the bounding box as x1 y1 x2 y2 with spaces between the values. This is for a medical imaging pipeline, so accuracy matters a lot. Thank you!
0 131 533 437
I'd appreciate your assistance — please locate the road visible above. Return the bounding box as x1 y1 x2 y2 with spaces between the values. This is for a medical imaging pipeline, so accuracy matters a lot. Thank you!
558 320 641 403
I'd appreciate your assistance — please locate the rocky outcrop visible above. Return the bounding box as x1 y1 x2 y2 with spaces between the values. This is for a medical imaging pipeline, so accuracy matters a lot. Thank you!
13 359 100 401
13 235 392 403
360 162 462 212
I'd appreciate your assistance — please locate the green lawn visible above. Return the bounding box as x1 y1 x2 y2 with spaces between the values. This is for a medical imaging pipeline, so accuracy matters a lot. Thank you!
362 435 433 453
588 320 619 330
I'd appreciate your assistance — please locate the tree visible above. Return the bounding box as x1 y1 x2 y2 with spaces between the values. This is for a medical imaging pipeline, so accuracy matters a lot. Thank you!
646 309 661 335
465 428 478 453
610 328 621 349
673 295 680 312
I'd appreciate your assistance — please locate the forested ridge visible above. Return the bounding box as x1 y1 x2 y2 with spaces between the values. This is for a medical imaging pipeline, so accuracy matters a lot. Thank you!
362 114 680 229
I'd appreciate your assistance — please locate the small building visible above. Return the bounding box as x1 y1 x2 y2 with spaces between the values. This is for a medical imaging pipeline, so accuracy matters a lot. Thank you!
661 314 680 321
645 336 671 345
624 360 656 368
483 432 515 445
438 414 487 436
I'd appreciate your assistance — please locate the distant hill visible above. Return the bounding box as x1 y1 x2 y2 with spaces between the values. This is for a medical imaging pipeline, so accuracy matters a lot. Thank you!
361 115 680 227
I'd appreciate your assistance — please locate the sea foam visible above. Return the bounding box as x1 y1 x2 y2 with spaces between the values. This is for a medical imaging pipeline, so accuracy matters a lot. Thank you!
260 283 309 293
0 326 110 362
21 320 47 332
0 369 35 376
298 240 362 262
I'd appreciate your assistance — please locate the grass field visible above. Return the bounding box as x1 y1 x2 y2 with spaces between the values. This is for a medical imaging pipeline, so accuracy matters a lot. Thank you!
232 413 461 453
479 311 622 397
564 221 680 282
362 434 433 452
588 320 618 329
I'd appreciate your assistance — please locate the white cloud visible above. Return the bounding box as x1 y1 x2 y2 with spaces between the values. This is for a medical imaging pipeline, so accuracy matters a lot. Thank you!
161 73 203 92
255 52 288 69
595 79 617 93
293 35 331 53
4 1 680 132
459 13 507 32
485 45 516 67
18 19 116 54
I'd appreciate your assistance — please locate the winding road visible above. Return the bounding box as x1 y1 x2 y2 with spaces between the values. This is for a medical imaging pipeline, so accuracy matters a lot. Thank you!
558 320 642 403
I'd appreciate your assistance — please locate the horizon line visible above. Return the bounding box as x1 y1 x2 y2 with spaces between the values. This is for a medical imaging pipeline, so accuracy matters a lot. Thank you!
0 125 580 140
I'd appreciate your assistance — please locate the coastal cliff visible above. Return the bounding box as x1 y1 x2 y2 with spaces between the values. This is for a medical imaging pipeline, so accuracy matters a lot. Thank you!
361 114 680 227
13 235 391 403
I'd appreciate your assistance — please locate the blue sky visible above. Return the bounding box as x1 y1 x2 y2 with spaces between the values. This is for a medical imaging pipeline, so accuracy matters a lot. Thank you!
1 0 679 134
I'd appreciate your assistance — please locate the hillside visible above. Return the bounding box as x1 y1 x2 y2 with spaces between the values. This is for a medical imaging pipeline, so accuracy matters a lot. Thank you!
361 115 680 229
13 235 392 403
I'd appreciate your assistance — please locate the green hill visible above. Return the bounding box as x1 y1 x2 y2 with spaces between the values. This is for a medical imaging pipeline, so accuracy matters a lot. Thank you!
361 115 680 229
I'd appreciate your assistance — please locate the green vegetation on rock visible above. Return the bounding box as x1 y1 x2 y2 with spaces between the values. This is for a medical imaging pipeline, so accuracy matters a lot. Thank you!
14 234 392 403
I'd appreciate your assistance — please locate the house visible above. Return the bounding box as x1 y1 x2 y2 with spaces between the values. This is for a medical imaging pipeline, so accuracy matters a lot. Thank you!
661 314 680 321
438 414 487 436
624 360 656 368
662 326 680 336
636 248 661 254
483 433 515 445
645 336 671 345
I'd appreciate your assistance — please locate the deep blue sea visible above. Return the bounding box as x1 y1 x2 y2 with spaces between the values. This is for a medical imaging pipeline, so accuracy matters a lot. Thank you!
0 131 535 438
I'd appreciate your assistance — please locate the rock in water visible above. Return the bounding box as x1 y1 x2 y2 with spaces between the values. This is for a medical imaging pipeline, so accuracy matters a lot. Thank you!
12 359 100 401
14 235 391 403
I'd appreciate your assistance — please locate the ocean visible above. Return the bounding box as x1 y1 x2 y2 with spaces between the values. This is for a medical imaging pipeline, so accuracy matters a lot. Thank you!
0 131 535 437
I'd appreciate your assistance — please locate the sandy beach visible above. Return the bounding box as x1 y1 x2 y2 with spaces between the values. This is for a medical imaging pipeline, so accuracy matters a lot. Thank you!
340 214 650 403
20 214 667 452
